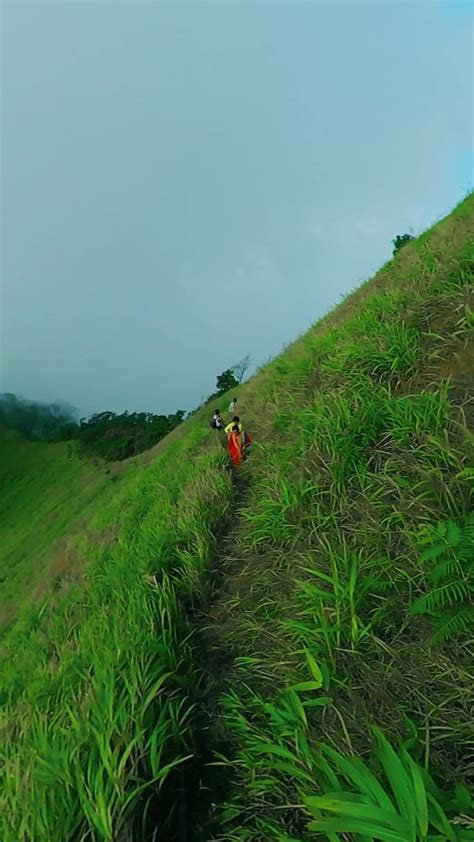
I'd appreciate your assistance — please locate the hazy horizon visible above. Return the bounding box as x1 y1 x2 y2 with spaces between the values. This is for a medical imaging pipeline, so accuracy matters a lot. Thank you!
2 0 472 417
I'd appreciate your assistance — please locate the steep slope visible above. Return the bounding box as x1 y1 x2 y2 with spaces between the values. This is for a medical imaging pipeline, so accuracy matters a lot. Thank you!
0 194 473 841
199 197 474 840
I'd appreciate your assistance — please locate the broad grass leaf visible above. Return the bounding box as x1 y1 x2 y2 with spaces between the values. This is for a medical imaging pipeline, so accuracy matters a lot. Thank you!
321 745 395 813
289 681 324 693
426 792 457 842
304 650 323 686
373 727 417 840
306 794 409 834
307 815 409 841
302 696 332 708
453 782 472 811
401 747 428 837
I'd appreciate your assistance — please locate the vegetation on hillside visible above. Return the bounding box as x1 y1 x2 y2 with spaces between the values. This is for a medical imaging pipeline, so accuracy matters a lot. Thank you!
0 394 186 461
201 357 252 409
392 232 415 255
215 368 240 396
74 409 186 461
0 195 472 841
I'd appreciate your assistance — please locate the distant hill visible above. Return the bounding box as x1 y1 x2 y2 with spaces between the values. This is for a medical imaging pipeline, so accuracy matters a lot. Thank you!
0 393 77 441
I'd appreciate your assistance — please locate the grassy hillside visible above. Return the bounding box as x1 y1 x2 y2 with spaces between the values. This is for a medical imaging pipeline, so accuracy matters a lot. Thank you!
1 194 473 841
0 430 108 629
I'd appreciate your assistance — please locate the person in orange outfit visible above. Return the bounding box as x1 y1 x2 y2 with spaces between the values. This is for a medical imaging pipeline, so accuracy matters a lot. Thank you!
228 424 252 467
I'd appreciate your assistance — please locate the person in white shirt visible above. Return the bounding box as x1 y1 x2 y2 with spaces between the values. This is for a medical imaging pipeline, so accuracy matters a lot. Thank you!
211 409 224 430
228 397 238 413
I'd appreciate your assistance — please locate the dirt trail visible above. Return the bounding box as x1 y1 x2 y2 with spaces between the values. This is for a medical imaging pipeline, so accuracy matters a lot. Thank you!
179 382 311 839
165 398 269 841
154 467 253 841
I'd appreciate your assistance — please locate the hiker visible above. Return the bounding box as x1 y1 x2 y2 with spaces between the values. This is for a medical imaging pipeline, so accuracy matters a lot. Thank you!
225 415 242 435
241 429 252 457
228 397 238 413
210 409 224 431
228 424 252 467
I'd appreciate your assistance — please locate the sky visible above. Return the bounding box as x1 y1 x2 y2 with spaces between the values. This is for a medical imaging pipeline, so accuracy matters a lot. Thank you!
1 0 473 418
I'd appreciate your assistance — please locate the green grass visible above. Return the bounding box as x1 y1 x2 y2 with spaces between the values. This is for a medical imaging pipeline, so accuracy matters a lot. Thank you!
1 428 234 840
1 193 473 840
0 429 109 627
204 194 474 840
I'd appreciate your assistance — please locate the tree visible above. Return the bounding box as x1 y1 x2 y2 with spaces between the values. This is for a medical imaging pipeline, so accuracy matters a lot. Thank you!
231 354 252 384
75 408 186 461
216 369 239 396
392 233 414 256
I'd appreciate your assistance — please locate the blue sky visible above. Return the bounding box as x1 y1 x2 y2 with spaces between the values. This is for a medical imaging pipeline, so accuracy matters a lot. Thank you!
2 0 472 417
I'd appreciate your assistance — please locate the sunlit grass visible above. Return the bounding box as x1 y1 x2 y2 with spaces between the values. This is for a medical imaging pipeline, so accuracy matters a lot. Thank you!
0 433 234 840
208 193 474 840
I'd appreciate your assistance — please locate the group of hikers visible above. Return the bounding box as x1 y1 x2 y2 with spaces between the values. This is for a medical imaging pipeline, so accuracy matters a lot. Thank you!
210 397 253 467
